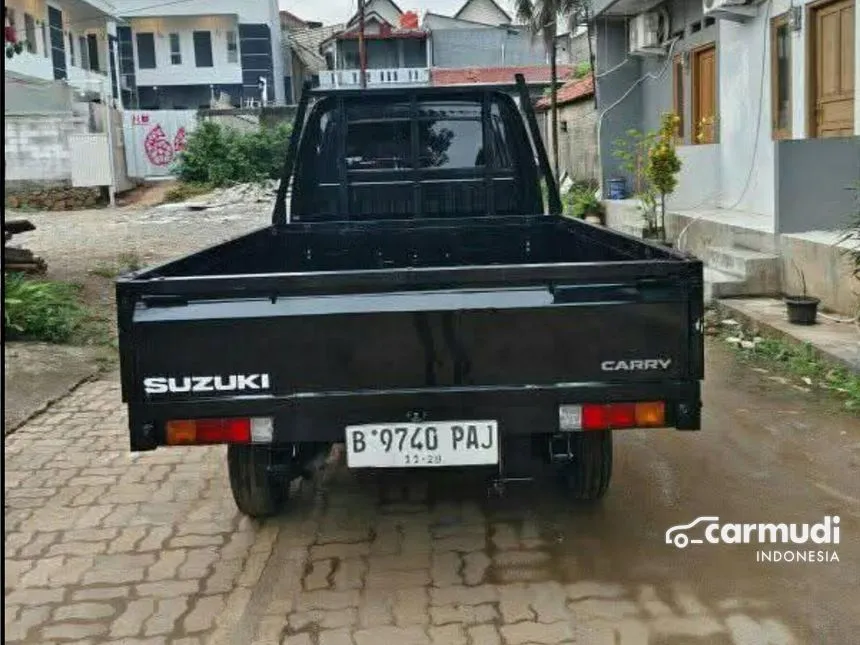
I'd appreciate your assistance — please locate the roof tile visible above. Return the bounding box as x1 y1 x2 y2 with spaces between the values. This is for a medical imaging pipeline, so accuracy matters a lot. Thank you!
431 65 576 87
534 75 594 109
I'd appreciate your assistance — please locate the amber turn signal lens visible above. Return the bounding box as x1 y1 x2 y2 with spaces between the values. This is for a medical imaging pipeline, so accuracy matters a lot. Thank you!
634 401 666 427
166 420 197 445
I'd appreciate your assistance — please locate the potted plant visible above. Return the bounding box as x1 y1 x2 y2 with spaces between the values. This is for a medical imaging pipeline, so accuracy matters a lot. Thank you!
784 262 820 325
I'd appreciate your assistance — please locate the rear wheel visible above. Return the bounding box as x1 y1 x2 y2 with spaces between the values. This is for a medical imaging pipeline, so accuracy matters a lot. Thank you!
561 431 612 501
227 445 290 519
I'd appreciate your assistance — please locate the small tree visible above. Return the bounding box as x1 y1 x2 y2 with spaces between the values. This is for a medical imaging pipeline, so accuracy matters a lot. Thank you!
646 113 682 240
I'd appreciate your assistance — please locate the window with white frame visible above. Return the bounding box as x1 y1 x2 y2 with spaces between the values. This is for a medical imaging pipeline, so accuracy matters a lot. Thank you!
68 32 75 66
169 33 181 64
226 30 238 63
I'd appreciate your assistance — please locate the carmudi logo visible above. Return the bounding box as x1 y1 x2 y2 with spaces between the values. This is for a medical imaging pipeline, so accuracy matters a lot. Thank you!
665 516 840 563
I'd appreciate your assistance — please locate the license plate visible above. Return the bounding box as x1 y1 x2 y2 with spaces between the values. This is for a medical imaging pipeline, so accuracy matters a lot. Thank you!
345 421 498 468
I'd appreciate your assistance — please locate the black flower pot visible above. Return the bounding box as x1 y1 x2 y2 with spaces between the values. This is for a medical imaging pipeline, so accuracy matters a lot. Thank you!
785 296 820 325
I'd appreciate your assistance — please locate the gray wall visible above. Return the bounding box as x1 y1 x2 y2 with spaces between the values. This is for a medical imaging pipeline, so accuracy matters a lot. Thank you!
555 100 600 182
4 114 89 183
431 28 547 68
595 0 717 192
775 137 860 233
595 18 642 190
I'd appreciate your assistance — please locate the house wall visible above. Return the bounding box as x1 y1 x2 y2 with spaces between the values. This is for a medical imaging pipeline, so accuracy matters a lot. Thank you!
775 138 860 233
594 17 644 189
128 16 244 87
717 10 773 216
556 30 594 66
5 0 113 93
455 0 511 25
423 13 494 29
431 27 547 68
348 0 402 27
668 143 721 209
598 0 858 231
4 113 90 183
554 100 600 182
116 0 285 104
335 39 428 69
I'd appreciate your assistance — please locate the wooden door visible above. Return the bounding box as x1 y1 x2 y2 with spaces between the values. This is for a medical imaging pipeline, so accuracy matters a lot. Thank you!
693 45 717 144
811 0 855 137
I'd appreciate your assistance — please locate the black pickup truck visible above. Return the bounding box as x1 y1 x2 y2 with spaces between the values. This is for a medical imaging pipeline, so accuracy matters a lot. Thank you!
117 77 704 518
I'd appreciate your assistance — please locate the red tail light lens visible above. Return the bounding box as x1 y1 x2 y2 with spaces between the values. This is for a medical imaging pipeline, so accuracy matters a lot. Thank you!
581 402 665 430
165 418 271 445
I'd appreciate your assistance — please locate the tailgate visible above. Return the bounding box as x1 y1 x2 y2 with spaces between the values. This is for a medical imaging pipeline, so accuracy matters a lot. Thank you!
122 278 703 402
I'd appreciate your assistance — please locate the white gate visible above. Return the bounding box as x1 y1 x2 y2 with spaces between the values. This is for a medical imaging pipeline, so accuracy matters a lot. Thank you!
123 110 198 179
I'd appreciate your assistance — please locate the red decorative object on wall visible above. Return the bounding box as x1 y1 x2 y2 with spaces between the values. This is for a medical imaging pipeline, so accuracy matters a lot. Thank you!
399 11 419 29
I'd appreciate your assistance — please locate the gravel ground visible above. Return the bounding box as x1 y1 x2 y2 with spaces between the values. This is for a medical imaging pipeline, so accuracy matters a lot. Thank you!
7 198 271 337
12 199 271 281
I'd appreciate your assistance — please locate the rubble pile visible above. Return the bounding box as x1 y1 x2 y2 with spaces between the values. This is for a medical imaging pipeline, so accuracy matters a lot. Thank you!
164 180 280 212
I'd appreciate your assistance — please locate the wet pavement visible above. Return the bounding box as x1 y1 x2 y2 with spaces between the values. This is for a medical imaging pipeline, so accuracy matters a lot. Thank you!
4 340 859 644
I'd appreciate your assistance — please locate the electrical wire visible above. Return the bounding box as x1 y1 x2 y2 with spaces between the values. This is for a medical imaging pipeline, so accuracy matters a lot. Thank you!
595 36 680 195
594 18 630 79
722 0 772 211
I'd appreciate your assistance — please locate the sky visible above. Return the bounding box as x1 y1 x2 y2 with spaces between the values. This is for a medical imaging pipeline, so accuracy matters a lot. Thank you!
277 0 516 26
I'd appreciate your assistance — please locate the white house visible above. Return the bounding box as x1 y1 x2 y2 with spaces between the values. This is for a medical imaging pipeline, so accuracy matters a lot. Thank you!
592 0 859 313
4 0 119 97
112 0 285 108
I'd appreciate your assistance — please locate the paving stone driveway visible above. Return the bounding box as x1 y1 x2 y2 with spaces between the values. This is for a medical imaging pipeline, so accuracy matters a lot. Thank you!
5 375 801 645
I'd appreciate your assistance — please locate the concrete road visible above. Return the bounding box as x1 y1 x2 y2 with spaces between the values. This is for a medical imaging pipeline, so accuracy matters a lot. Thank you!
4 340 859 645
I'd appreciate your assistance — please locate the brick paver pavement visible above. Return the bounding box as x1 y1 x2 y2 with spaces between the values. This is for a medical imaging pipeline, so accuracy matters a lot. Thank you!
4 376 801 645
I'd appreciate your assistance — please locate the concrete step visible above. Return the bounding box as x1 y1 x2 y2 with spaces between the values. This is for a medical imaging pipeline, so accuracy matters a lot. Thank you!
704 267 747 304
703 245 781 296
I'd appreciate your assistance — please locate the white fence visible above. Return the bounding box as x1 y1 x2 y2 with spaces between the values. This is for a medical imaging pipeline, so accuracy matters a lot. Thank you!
319 67 430 89
122 110 198 179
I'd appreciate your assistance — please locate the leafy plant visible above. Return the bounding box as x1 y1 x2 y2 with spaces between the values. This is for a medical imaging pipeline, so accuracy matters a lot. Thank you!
562 180 603 220
612 128 658 196
573 61 591 79
4 273 87 343
789 260 808 297
645 113 683 238
173 121 292 187
722 325 860 413
695 115 717 144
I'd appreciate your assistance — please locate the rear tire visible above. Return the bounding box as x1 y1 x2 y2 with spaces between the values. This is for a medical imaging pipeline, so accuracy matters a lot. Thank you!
561 431 612 501
227 445 289 519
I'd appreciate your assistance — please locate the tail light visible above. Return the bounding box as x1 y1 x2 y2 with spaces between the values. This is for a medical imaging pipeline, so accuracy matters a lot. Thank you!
560 402 666 431
165 417 273 446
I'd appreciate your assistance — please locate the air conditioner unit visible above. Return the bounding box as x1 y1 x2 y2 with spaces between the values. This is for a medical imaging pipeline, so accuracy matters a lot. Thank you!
628 10 669 56
703 0 757 22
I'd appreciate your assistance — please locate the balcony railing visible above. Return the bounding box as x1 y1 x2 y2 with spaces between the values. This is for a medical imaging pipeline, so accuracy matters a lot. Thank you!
319 67 430 89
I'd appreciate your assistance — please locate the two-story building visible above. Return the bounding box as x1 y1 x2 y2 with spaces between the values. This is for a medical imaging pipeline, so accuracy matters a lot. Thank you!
317 0 431 90
113 0 285 109
4 0 119 97
316 0 564 92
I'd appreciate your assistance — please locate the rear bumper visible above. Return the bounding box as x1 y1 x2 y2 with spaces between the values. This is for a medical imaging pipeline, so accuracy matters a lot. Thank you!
127 380 702 450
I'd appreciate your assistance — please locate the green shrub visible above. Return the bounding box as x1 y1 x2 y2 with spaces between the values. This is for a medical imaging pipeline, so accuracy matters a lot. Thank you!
174 121 292 187
4 273 87 343
563 180 603 220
